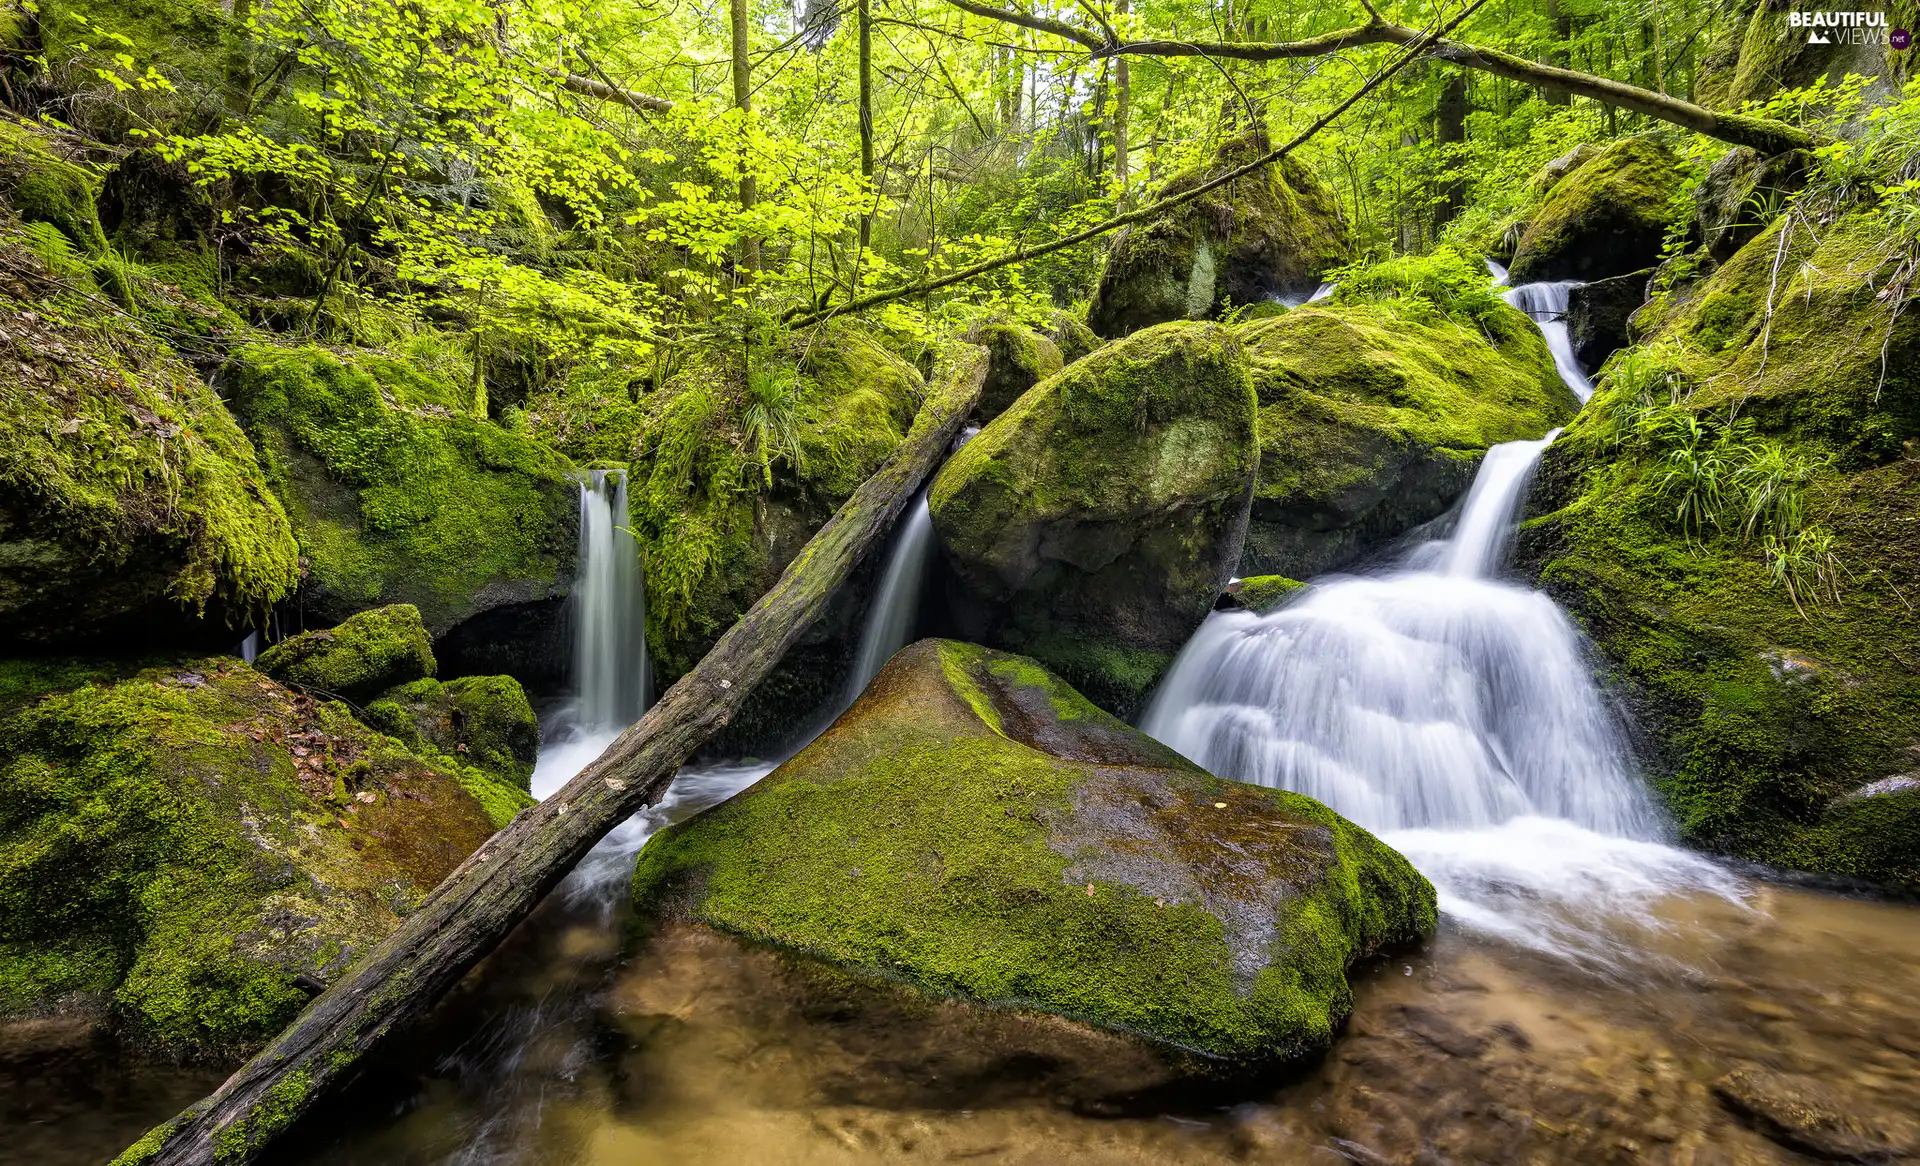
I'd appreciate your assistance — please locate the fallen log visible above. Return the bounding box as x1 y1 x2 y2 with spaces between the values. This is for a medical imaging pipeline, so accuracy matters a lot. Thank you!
115 344 991 1166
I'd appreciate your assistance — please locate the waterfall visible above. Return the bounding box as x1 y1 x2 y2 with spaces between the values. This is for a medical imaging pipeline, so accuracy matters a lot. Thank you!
1485 257 1509 285
843 491 934 702
1502 280 1595 401
572 469 649 732
1141 437 1740 962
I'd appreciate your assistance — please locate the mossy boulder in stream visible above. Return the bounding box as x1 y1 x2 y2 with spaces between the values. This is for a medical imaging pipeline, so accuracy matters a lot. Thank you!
0 659 529 1059
363 674 539 791
1234 263 1576 580
256 604 436 703
632 640 1436 1065
1520 208 1920 891
1088 130 1354 338
222 342 579 638
967 319 1064 421
929 321 1258 716
0 219 298 648
1507 136 1689 285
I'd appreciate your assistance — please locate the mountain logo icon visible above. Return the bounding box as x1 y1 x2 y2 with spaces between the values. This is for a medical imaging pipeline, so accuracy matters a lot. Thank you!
1808 29 1832 42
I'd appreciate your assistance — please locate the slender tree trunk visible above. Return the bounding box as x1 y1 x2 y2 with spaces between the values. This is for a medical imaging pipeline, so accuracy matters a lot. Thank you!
858 0 874 257
1542 0 1571 104
1113 0 1130 198
731 0 760 272
1434 71 1468 231
114 348 992 1166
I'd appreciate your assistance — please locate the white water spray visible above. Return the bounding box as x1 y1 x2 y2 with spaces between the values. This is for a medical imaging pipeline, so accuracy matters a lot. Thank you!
1142 437 1741 963
1502 280 1595 401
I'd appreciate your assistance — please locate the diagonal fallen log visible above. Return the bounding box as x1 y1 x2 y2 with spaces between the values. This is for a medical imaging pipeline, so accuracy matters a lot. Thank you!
116 344 990 1166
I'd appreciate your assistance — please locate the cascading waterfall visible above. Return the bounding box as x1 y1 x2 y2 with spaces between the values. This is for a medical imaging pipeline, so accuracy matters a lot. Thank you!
1142 436 1740 962
1502 280 1595 401
843 492 935 703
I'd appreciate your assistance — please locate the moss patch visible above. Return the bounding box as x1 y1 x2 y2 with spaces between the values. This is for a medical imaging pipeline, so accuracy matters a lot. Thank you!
1508 135 1690 284
633 640 1434 1063
363 673 539 791
256 603 435 703
0 121 107 255
1230 575 1307 614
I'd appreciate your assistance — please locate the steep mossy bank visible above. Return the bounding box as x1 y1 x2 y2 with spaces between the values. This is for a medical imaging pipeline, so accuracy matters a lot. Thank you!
0 213 298 647
1237 252 1576 579
632 640 1435 1064
930 321 1258 716
1522 208 1920 890
0 656 530 1060
223 343 579 638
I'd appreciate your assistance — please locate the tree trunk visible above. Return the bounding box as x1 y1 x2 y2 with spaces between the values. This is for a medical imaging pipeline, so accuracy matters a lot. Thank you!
731 0 760 272
1434 71 1468 232
114 348 992 1166
1542 0 1571 105
1113 0 1130 198
858 0 874 261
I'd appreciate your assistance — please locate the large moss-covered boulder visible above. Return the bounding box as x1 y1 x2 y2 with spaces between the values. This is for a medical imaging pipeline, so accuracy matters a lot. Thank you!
1699 0 1900 109
968 319 1064 421
1088 131 1354 338
256 604 436 703
0 221 298 649
363 674 539 791
633 640 1435 1064
223 342 579 639
1520 208 1920 891
929 322 1258 716
1508 136 1689 285
0 121 106 254
1234 278 1576 581
0 659 530 1059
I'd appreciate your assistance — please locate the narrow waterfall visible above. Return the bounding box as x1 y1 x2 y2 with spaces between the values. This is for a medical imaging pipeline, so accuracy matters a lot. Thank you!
843 491 934 703
1502 280 1595 401
1142 437 1739 960
532 470 649 800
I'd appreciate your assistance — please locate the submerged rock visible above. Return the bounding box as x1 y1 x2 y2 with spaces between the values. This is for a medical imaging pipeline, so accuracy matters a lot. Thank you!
1521 207 1920 891
1088 131 1354 338
1234 294 1574 580
363 674 539 791
1508 136 1688 285
0 660 528 1059
929 321 1258 715
1715 1065 1920 1161
632 640 1436 1065
257 603 436 703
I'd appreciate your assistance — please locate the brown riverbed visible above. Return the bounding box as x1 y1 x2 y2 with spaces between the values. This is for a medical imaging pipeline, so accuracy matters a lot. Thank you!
13 869 1915 1166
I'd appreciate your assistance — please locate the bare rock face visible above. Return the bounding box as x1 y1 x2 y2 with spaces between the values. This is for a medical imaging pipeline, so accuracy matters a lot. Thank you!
632 639 1436 1065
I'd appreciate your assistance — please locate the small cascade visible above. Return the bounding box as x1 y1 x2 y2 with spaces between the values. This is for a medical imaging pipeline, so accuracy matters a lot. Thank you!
1268 281 1338 308
843 491 934 703
1485 257 1509 285
1502 280 1594 401
571 469 649 733
1142 437 1740 962
1308 280 1336 302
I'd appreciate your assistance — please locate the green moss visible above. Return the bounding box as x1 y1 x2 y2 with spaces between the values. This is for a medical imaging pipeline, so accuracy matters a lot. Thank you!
0 661 503 1058
1233 575 1307 613
257 604 436 702
632 640 1433 1063
970 319 1065 419
1508 135 1688 284
223 342 577 633
0 121 107 255
363 673 539 791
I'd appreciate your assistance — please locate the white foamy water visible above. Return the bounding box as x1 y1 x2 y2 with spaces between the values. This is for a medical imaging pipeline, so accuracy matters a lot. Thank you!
843 492 934 704
1142 436 1745 964
572 470 648 730
1502 280 1595 401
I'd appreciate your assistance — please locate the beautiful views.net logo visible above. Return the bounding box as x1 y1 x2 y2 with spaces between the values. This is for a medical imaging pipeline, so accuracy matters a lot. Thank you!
1785 9 1904 46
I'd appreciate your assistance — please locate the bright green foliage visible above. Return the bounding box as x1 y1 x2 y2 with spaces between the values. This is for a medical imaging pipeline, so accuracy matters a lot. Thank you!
1328 245 1507 326
363 674 540 791
223 343 578 632
256 604 435 702
632 640 1434 1063
0 660 512 1058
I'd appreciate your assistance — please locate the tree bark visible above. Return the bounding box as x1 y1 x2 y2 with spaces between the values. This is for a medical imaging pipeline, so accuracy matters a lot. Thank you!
941 0 1813 154
1434 70 1468 231
1542 0 1571 105
1113 0 1130 197
547 67 675 113
731 0 760 272
113 348 991 1166
858 0 874 256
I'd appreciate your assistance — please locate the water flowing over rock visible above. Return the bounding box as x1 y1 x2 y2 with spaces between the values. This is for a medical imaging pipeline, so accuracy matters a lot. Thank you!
571 470 649 730
842 492 934 704
631 639 1436 1065
1501 282 1595 401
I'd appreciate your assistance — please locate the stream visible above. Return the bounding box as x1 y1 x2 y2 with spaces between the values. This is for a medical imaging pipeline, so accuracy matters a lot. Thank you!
7 298 1920 1166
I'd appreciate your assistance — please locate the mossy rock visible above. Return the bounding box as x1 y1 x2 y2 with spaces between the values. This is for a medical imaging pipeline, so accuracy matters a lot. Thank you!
929 321 1258 717
1709 0 1903 108
257 604 436 703
363 674 539 791
1508 136 1689 285
1223 575 1306 614
1233 298 1575 580
632 640 1436 1065
0 121 106 255
1088 130 1355 338
967 320 1064 421
1046 309 1103 365
222 341 579 638
0 659 528 1059
0 222 298 648
1518 208 1920 891
1566 270 1653 373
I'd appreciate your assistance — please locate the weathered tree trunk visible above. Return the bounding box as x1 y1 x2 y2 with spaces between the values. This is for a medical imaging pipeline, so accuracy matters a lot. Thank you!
857 0 874 256
730 0 760 272
1113 0 1130 198
115 348 991 1166
1434 71 1468 231
1542 0 1571 105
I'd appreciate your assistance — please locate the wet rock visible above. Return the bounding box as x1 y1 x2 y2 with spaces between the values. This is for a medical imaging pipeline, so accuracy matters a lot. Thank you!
258 603 437 703
929 322 1258 715
1088 129 1354 338
1217 575 1306 614
1714 1065 1920 1161
1695 147 1810 263
1566 269 1652 373
632 639 1437 1065
1508 136 1689 285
